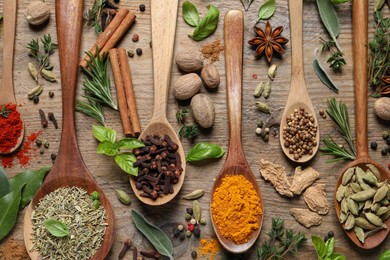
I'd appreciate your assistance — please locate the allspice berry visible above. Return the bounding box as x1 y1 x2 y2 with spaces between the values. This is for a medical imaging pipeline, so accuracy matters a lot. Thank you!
25 1 51 26
200 64 220 89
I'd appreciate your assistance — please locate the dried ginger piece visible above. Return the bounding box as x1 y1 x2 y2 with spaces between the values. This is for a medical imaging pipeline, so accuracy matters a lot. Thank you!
289 166 320 195
290 208 322 228
303 184 329 215
259 159 293 197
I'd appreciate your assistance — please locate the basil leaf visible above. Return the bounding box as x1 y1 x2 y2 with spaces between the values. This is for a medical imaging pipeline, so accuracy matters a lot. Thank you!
0 167 10 199
182 1 199 27
131 210 174 260
380 249 390 260
114 153 138 176
190 5 219 41
0 183 25 240
312 48 339 93
325 237 335 257
330 0 349 4
9 166 51 209
312 235 327 258
92 125 116 143
316 0 340 39
117 138 145 150
43 219 70 238
329 253 347 260
186 142 224 162
96 141 119 156
257 0 276 22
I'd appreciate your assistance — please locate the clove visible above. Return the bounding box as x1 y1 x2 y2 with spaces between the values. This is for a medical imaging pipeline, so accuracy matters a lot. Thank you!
39 109 48 128
132 246 137 260
140 250 161 259
48 112 58 129
118 239 132 259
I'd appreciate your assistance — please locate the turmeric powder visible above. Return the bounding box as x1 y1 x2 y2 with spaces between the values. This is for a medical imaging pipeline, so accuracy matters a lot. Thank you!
211 175 262 244
198 238 219 259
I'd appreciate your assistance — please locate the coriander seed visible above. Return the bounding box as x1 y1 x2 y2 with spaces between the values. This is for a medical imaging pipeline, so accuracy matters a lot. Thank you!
255 127 262 135
190 218 196 225
178 224 184 231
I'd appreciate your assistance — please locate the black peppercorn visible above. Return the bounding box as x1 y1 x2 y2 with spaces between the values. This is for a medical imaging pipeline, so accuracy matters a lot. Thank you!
139 4 146 12
191 250 197 259
324 235 329 242
136 48 143 56
186 208 193 215
51 153 57 161
35 139 42 147
173 227 181 238
193 228 200 237
370 141 378 150
32 95 39 104
386 138 390 145
328 231 334 238
49 91 54 98
114 0 120 3
381 147 388 156
179 232 185 241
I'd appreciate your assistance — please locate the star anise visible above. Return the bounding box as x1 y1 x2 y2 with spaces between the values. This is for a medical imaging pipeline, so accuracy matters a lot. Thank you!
248 21 289 63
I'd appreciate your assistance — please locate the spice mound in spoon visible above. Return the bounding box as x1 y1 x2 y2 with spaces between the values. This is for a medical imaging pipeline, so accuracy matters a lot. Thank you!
0 103 23 153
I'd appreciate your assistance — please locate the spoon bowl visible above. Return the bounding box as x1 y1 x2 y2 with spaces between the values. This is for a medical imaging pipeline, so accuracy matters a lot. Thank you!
279 0 319 163
210 10 263 254
129 0 185 206
24 1 114 258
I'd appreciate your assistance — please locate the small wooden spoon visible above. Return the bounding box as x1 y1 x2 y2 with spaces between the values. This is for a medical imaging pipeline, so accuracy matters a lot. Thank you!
334 0 390 249
129 0 185 206
279 0 319 163
24 1 114 258
0 0 24 154
210 10 263 254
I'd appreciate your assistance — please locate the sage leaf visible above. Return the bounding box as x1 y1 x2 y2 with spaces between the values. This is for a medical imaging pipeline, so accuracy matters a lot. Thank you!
117 138 145 150
9 166 51 209
43 219 70 238
316 0 342 51
312 235 327 258
182 1 199 27
131 210 174 260
96 141 119 156
312 48 339 93
380 249 390 260
186 142 224 162
0 167 10 199
257 0 276 22
190 5 219 41
0 183 25 240
325 237 335 257
114 153 138 176
92 125 116 143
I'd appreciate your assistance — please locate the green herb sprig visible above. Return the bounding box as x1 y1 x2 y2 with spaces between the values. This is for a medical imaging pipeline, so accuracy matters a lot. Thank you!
380 249 390 260
176 108 199 139
84 0 106 33
312 236 346 260
312 48 339 93
0 106 11 118
27 34 58 75
186 142 224 162
257 0 276 23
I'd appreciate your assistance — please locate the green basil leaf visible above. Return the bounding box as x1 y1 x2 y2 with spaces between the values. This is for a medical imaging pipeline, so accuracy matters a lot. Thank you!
312 48 339 93
312 235 327 258
380 249 390 260
117 138 145 150
316 0 340 39
114 153 138 176
329 253 347 260
325 237 335 257
190 5 219 41
257 0 276 22
186 142 224 162
182 1 199 27
92 125 116 143
330 0 349 3
131 210 174 260
43 219 70 238
0 183 25 240
9 167 51 209
96 141 119 156
0 167 10 199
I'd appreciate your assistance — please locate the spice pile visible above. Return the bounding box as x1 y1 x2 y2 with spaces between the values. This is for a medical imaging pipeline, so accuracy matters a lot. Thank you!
0 104 23 153
0 238 29 259
200 39 224 62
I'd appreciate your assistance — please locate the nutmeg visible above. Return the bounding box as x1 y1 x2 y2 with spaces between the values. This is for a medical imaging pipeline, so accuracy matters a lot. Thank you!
175 50 203 73
190 94 215 128
173 73 202 100
25 1 50 26
200 64 220 89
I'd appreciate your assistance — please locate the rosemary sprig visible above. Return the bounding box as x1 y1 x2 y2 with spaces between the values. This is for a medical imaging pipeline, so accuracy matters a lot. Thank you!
27 34 58 72
0 106 10 118
176 108 199 139
76 98 105 126
84 0 106 33
320 136 356 162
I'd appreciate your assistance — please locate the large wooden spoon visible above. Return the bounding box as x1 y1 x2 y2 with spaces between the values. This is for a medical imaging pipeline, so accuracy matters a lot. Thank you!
0 0 24 154
210 10 263 254
129 0 185 206
334 0 390 249
279 0 319 163
24 1 114 258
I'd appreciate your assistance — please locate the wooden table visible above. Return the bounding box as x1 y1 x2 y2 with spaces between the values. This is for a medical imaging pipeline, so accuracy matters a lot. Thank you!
1 0 389 259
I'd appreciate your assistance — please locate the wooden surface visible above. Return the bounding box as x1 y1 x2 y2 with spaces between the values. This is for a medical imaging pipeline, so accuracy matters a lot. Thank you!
1 0 389 259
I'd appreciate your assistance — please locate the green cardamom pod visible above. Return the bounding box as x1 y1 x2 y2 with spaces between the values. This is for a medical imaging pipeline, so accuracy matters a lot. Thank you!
115 189 131 205
263 81 271 99
350 189 376 202
367 164 381 181
371 202 380 212
253 82 264 97
256 102 270 113
355 217 377 230
376 206 389 216
354 226 365 244
192 200 201 223
358 201 365 211
344 186 353 198
183 189 205 200
380 206 390 221
373 184 388 203
342 167 355 185
363 172 378 186
381 199 389 206
336 185 346 202
344 214 355 230
350 182 361 193
363 199 373 210
41 69 57 82
365 212 383 227
28 62 38 82
28 84 43 99
339 211 348 224
347 198 359 215
268 64 277 81
341 198 349 213
364 224 387 238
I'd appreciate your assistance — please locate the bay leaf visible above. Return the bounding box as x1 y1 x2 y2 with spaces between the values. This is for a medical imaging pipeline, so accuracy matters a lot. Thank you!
0 167 10 199
312 48 339 93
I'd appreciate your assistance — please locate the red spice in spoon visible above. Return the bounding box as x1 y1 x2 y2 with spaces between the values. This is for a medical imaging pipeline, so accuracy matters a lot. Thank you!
0 103 23 153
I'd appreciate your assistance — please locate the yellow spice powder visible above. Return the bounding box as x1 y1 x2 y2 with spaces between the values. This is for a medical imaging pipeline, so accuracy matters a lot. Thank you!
211 175 262 244
198 238 220 259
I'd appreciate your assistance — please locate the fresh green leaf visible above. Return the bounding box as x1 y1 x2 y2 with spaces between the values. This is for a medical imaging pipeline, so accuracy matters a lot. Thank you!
329 253 347 260
43 219 70 238
96 141 119 156
186 142 224 162
373 0 385 11
312 48 339 93
190 5 219 41
0 183 25 240
257 0 276 22
312 236 327 258
316 0 342 52
9 167 51 209
325 237 335 257
0 168 10 199
76 99 105 126
330 0 349 4
182 1 199 27
92 125 116 143
117 138 145 150
380 249 390 260
114 153 138 176
131 210 174 260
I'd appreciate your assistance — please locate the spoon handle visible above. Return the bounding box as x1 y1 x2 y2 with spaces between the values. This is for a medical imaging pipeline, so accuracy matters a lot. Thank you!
0 0 17 104
151 0 178 120
352 0 368 159
224 10 246 162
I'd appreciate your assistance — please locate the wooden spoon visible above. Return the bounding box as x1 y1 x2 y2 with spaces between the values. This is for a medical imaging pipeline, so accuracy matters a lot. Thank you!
279 0 320 163
23 1 114 258
0 0 24 154
210 10 263 254
129 0 185 206
334 0 390 249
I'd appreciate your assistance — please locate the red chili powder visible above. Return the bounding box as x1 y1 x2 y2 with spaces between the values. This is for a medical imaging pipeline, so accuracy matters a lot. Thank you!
0 103 23 153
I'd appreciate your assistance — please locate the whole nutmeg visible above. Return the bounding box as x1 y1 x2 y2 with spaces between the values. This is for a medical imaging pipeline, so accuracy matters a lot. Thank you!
201 64 220 89
25 1 50 26
374 97 390 121
175 50 203 73
190 94 215 128
173 73 202 100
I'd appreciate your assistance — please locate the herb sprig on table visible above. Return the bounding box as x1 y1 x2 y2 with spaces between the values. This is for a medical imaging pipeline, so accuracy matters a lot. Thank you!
312 235 346 260
176 108 199 139
0 106 10 118
84 0 106 33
